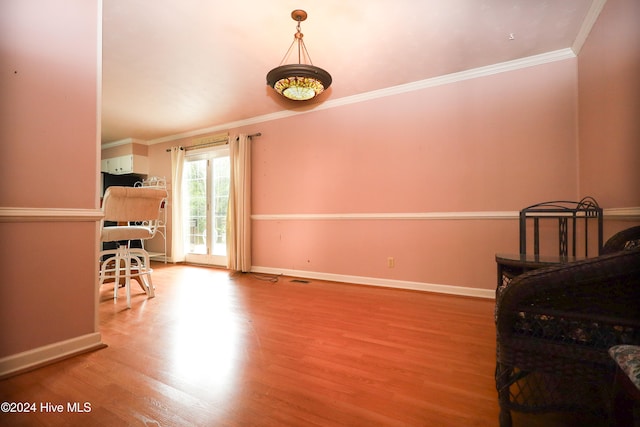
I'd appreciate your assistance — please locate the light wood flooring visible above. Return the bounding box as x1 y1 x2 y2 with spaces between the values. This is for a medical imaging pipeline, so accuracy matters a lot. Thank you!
0 263 609 426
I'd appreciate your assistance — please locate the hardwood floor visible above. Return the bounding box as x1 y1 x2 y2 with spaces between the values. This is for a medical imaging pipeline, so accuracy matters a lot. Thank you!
0 263 608 426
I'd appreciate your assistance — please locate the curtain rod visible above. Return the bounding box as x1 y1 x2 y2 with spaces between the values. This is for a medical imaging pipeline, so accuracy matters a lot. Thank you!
166 132 262 152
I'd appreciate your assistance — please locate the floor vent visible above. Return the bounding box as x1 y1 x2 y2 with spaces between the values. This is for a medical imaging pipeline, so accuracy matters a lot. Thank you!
290 279 310 284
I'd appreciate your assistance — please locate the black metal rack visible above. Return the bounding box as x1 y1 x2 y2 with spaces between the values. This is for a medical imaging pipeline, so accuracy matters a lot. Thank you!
519 197 603 257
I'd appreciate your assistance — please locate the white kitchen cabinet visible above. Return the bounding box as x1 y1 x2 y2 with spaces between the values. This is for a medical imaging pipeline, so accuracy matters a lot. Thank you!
101 154 148 175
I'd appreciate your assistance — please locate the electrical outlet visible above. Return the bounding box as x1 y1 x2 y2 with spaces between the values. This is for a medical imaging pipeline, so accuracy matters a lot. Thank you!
387 257 395 268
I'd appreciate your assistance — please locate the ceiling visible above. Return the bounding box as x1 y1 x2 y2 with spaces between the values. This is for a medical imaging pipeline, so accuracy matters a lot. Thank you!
101 0 600 145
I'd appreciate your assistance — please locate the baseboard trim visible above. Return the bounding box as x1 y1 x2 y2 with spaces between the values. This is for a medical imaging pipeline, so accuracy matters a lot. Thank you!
0 332 106 379
251 266 495 300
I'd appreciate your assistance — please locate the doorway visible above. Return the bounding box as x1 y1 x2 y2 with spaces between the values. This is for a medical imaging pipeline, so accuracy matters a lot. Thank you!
183 147 230 266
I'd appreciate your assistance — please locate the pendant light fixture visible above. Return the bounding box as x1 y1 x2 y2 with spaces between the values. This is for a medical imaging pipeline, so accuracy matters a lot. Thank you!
266 10 332 101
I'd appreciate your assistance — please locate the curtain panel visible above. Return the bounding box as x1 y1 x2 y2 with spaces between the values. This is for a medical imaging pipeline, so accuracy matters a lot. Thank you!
226 134 252 272
170 146 185 263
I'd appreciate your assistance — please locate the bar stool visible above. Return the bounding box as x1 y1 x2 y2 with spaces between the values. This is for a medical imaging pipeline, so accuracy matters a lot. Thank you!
98 186 167 309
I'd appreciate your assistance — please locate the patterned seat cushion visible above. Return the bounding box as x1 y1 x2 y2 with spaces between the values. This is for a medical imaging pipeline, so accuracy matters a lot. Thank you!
609 345 640 390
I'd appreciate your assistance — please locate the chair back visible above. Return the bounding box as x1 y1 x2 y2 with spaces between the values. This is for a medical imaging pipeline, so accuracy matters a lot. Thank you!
102 186 166 224
601 225 640 254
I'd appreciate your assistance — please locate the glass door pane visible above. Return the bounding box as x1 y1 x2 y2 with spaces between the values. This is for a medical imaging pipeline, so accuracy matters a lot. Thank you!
211 156 229 256
184 159 208 255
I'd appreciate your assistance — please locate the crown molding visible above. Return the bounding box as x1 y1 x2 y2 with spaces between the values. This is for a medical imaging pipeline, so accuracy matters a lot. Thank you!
101 137 134 149
147 48 576 145
572 0 607 55
101 137 149 150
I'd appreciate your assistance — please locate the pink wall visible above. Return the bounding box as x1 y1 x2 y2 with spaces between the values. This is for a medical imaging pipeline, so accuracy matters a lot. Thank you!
252 61 579 215
578 0 640 208
247 59 579 290
0 222 97 354
0 0 100 358
102 141 148 159
0 1 98 209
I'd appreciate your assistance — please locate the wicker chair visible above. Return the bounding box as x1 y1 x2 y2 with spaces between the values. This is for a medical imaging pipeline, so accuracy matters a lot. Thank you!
601 225 640 254
495 243 640 426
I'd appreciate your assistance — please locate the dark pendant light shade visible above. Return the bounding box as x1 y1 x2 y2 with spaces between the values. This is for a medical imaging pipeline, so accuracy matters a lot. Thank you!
266 10 332 101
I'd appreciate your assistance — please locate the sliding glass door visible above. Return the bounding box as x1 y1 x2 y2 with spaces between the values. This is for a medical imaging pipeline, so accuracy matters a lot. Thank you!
183 147 230 266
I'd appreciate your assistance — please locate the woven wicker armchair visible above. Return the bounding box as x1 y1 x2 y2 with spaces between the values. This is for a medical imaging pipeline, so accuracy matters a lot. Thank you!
495 244 640 426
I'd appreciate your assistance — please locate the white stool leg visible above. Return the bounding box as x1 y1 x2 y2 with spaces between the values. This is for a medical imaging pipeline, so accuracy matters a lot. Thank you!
124 247 132 309
140 250 154 298
130 249 155 298
98 254 111 289
98 250 120 303
144 274 155 298
113 248 123 304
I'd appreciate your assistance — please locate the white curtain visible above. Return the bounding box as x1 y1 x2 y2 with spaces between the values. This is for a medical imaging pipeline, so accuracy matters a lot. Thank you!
227 134 252 272
170 146 186 263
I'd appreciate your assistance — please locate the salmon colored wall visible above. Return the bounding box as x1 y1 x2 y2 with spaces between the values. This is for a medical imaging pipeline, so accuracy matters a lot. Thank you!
102 141 148 159
0 0 100 358
0 222 97 355
578 0 640 208
246 59 579 291
0 1 98 209
253 61 578 215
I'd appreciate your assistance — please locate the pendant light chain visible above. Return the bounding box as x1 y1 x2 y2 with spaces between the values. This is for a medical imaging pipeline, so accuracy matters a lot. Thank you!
277 17 315 66
296 21 303 64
